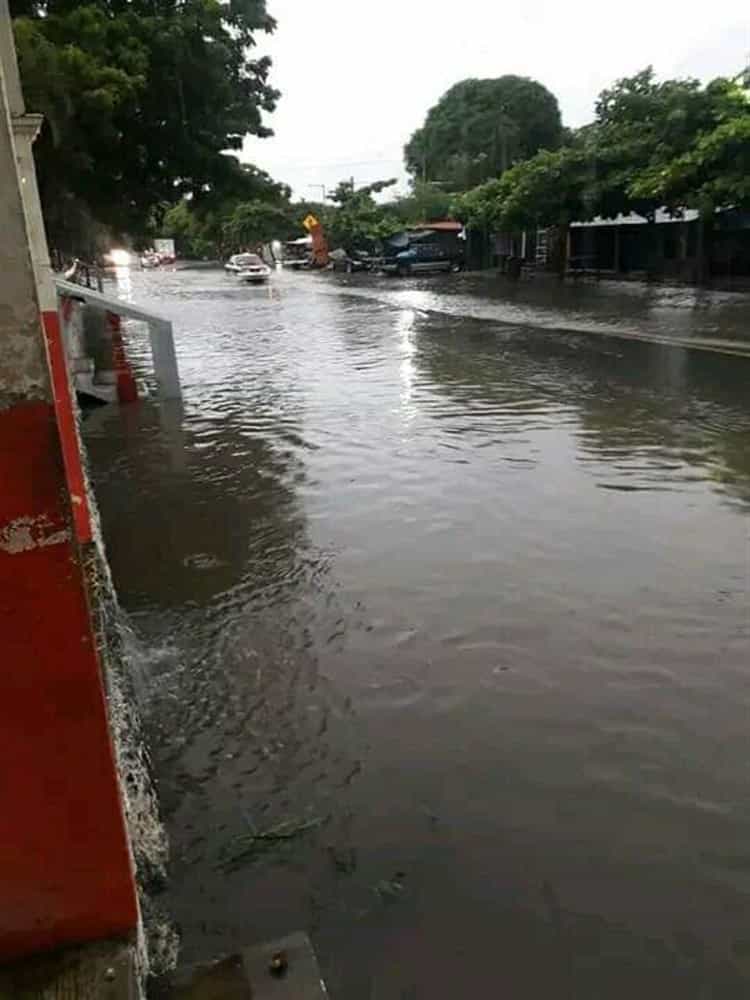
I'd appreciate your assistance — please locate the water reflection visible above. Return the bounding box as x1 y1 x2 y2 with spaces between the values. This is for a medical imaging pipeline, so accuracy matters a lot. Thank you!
408 311 750 508
398 308 418 419
333 270 750 348
86 402 309 613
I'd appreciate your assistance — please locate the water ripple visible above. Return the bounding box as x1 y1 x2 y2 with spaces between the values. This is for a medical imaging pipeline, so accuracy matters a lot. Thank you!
85 267 750 994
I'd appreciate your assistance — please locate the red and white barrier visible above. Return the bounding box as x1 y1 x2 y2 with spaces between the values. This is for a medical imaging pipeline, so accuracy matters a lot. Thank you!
0 6 138 962
107 310 139 404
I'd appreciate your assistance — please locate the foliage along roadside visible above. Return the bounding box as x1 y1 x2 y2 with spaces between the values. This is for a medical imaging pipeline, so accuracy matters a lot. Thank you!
453 68 750 270
161 177 449 260
11 2 459 260
11 0 279 254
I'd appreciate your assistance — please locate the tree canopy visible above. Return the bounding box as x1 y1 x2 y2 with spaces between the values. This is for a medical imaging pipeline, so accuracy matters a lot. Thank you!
161 165 295 259
585 68 748 221
223 200 297 251
11 0 279 250
324 178 401 251
404 76 563 190
389 181 453 226
602 72 750 218
158 177 417 261
456 147 588 233
631 115 750 214
455 68 750 234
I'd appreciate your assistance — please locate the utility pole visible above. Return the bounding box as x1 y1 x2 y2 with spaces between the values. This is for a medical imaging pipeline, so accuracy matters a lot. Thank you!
308 183 326 202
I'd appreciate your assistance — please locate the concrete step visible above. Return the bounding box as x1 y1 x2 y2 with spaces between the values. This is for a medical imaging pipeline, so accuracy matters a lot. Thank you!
0 939 136 999
152 933 328 1000
74 372 118 404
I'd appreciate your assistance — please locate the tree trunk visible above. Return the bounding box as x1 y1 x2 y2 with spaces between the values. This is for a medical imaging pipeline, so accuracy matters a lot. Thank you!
696 214 713 286
645 217 658 281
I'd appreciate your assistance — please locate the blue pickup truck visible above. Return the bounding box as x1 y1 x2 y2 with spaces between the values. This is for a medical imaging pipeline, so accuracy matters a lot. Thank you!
380 224 465 276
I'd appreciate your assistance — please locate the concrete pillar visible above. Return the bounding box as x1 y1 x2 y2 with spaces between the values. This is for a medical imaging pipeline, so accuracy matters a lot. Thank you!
0 0 25 115
149 318 181 399
0 0 53 295
59 296 93 379
679 221 690 281
13 112 54 293
0 10 138 963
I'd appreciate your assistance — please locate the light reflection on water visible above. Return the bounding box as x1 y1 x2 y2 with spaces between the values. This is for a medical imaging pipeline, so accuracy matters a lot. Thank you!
86 269 750 998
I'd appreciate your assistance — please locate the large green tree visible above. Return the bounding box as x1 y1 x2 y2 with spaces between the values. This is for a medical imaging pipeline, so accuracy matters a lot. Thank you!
631 115 750 213
583 68 746 222
11 0 279 250
404 76 563 190
626 85 750 280
454 68 750 276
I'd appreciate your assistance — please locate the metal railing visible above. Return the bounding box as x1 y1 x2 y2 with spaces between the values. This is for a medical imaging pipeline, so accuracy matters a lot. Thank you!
55 278 182 402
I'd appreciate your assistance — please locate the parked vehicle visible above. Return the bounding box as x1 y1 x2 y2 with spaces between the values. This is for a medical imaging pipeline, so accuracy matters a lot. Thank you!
281 236 313 270
138 247 176 269
153 238 176 264
380 223 465 276
330 248 376 273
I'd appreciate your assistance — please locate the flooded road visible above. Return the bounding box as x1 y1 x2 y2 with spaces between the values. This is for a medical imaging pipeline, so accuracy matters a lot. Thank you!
85 269 750 998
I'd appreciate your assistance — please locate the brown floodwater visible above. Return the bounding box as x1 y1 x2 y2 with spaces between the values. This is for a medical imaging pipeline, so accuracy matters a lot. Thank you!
85 269 750 998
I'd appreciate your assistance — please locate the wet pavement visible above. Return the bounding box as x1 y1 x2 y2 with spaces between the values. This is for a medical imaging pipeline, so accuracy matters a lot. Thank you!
85 268 750 999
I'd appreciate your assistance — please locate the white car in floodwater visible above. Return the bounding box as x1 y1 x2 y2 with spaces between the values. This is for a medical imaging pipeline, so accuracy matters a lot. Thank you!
236 253 272 284
225 252 271 280
225 252 251 273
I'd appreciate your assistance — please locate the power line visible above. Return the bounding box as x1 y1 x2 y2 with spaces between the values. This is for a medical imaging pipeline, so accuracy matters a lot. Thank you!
253 156 405 171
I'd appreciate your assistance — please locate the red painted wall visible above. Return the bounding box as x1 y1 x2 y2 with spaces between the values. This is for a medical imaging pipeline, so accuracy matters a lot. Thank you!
0 339 138 958
0 14 137 960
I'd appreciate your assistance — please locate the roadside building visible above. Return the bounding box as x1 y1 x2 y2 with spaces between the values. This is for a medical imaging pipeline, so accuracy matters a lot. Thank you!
568 208 750 281
465 209 750 283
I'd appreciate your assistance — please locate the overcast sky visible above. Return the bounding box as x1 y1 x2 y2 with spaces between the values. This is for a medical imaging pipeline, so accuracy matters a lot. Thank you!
242 0 749 202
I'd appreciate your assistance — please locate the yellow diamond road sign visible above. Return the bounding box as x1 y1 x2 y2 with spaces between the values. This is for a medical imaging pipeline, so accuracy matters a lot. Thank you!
303 214 319 232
